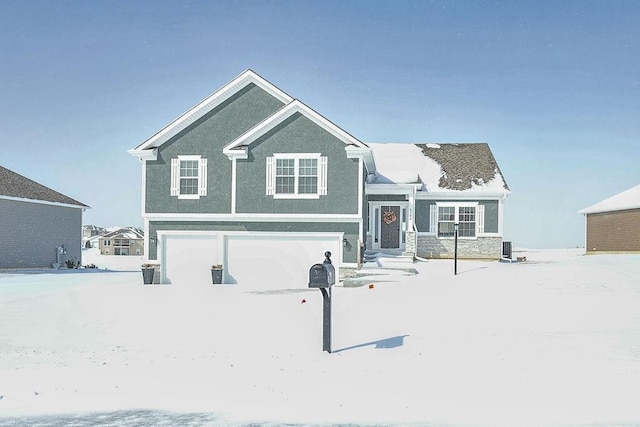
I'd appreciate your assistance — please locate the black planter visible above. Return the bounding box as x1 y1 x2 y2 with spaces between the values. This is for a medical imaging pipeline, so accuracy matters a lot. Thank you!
142 268 155 285
211 268 223 284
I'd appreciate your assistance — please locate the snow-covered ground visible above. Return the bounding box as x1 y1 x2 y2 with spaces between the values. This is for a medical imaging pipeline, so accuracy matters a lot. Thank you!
1 248 639 426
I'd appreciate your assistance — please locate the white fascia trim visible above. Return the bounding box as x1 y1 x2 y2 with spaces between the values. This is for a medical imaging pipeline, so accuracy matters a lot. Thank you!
578 205 640 215
345 146 376 174
132 70 293 153
415 191 509 200
365 184 421 196
0 195 88 210
223 99 368 159
128 147 158 161
143 213 363 222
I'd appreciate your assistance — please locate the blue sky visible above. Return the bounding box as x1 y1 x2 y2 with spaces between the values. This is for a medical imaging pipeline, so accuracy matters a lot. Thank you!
1 0 638 248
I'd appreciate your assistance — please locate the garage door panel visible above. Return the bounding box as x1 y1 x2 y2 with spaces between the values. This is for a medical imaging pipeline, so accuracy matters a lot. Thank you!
226 235 340 289
163 235 218 286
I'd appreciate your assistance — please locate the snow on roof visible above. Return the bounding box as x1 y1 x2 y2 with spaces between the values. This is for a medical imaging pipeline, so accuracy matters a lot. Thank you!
367 142 510 194
578 184 640 214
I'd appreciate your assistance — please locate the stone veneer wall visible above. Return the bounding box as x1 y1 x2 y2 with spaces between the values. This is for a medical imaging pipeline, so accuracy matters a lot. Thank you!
405 230 416 254
416 234 502 259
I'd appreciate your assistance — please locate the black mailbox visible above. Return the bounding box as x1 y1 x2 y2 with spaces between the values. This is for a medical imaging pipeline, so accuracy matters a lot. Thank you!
309 251 335 288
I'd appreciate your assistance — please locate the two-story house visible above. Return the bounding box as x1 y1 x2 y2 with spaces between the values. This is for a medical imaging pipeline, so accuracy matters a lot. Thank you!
129 70 509 288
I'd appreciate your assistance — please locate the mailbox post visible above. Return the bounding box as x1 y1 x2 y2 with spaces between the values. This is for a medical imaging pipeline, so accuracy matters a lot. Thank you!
309 251 335 353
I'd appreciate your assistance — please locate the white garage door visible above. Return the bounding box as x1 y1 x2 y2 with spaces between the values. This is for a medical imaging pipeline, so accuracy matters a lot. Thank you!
225 234 341 290
162 234 219 286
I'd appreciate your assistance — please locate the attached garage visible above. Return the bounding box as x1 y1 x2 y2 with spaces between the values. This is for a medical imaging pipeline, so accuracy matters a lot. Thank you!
159 232 220 285
158 231 342 289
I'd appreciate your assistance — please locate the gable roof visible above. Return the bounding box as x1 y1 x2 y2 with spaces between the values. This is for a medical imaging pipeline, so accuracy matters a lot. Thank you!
223 99 370 156
129 69 293 157
368 142 509 195
578 184 640 214
101 226 144 239
0 165 88 208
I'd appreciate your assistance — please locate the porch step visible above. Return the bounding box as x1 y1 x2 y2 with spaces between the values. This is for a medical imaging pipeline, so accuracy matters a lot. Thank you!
343 249 418 287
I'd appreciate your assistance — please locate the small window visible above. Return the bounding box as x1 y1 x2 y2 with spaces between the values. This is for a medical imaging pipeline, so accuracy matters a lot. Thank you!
171 156 208 199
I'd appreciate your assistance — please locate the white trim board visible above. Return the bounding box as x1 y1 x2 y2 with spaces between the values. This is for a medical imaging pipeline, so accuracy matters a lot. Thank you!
143 213 363 222
130 70 293 156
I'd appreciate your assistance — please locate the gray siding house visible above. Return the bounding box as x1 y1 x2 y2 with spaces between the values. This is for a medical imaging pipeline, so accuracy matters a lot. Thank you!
0 165 89 269
129 70 509 288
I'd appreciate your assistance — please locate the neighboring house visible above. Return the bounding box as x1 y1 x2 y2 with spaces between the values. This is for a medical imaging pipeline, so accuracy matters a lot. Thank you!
578 184 640 254
84 234 102 249
129 70 509 288
83 224 106 238
99 227 144 256
0 165 89 268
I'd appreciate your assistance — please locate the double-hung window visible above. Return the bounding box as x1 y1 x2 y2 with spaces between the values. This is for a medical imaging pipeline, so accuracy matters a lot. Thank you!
170 155 208 199
266 153 327 199
430 203 484 238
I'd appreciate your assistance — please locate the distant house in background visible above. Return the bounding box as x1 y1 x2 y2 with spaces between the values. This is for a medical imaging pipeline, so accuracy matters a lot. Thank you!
578 184 640 254
99 227 144 256
83 224 106 239
0 165 89 268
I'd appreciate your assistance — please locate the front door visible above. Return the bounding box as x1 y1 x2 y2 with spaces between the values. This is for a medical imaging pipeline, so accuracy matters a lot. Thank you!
380 205 401 248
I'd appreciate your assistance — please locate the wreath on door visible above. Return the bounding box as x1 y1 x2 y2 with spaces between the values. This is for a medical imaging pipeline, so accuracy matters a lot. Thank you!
383 209 397 225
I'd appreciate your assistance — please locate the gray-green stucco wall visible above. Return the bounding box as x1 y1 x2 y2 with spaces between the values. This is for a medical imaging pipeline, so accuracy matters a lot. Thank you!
144 84 286 214
0 199 82 268
235 113 360 214
414 200 499 233
148 221 360 263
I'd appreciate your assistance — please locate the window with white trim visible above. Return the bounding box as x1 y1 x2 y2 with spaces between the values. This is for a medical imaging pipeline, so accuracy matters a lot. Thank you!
266 153 327 198
429 203 484 238
170 155 207 199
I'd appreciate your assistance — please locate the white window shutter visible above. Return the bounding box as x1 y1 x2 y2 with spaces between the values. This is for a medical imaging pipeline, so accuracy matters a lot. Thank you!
319 156 328 195
429 205 438 233
198 158 208 196
265 157 274 195
477 204 485 234
170 158 179 196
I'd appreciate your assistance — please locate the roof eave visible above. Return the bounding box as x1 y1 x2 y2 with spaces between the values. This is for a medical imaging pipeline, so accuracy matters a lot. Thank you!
128 148 158 161
0 195 90 209
224 99 369 154
416 190 510 199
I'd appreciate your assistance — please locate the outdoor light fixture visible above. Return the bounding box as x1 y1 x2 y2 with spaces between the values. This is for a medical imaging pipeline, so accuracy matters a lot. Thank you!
454 223 459 276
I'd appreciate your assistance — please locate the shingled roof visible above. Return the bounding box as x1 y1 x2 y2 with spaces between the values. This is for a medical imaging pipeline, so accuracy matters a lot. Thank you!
0 165 88 208
368 142 509 193
418 143 510 191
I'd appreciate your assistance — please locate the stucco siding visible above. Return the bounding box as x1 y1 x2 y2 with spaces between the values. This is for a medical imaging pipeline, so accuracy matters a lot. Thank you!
585 209 640 253
148 220 360 263
0 199 82 268
144 84 286 214
235 113 360 214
